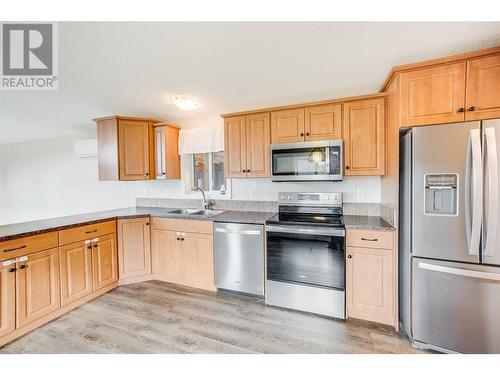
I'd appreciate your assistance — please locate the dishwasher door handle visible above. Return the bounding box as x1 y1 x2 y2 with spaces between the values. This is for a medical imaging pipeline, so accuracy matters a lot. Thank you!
215 228 262 235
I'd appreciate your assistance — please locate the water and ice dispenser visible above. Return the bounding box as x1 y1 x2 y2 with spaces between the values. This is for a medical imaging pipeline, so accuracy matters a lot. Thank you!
424 174 458 216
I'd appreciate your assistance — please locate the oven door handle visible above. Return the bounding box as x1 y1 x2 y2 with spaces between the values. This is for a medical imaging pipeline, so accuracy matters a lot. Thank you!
266 224 345 237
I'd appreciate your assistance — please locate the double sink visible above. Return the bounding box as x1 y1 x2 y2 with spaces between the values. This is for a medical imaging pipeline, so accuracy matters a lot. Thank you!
167 208 225 217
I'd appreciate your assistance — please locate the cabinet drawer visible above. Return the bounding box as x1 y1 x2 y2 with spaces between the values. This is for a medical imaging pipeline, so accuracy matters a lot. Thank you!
0 232 59 262
59 220 116 246
346 229 393 250
151 217 213 235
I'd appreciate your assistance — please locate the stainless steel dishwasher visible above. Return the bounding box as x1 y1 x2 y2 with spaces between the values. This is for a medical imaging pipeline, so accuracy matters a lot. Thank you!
214 222 265 297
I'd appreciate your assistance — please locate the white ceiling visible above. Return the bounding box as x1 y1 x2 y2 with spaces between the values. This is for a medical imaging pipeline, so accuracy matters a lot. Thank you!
1 22 499 144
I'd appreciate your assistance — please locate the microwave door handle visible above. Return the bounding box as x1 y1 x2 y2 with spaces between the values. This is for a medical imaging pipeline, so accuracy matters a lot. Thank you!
484 127 498 257
465 129 482 256
325 148 331 174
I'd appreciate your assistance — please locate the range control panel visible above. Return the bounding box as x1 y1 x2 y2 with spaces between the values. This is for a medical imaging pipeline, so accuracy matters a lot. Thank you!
278 192 343 206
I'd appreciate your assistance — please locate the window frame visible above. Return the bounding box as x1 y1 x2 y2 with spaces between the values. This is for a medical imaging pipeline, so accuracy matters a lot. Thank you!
191 151 227 195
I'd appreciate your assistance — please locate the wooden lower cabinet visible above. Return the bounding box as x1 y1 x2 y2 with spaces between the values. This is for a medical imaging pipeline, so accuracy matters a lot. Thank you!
0 264 15 338
16 248 61 328
151 228 215 291
60 240 94 306
118 218 151 282
92 233 119 291
346 229 397 329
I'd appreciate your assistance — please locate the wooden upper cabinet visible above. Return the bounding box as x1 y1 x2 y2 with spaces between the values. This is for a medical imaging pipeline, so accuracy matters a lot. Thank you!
117 218 151 280
245 113 271 178
305 103 342 141
94 116 159 181
465 54 500 120
271 108 305 144
0 263 15 338
224 113 271 179
118 119 151 180
92 233 118 291
343 98 386 176
16 247 61 328
154 124 180 180
400 62 466 127
60 241 94 306
224 115 247 178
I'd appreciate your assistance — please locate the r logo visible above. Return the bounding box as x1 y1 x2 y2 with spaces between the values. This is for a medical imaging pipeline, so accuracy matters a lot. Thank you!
2 23 53 76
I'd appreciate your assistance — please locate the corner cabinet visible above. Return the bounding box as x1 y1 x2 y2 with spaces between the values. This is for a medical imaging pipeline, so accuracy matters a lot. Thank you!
343 98 386 176
346 229 397 329
94 116 159 181
154 124 181 180
117 217 152 284
224 112 271 179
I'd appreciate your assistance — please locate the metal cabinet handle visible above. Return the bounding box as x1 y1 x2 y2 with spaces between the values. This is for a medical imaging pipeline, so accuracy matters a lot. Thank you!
3 245 27 253
180 238 185 241
468 106 477 112
361 237 378 242
345 166 350 170
347 255 352 259
458 107 465 113
87 245 92 250
18 264 27 270
306 132 310 136
8 268 16 273
85 229 97 234
176 237 180 241
145 173 149 176
93 244 98 248
300 133 304 137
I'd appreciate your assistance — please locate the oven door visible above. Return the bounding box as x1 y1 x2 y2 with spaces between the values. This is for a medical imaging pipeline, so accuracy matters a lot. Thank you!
271 140 342 181
266 224 345 290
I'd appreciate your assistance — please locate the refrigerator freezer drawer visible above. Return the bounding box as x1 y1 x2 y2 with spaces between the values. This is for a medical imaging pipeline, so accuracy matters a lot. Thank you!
413 257 500 353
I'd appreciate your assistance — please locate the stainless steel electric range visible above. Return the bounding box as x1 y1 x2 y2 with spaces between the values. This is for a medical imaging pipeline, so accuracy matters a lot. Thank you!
266 192 345 319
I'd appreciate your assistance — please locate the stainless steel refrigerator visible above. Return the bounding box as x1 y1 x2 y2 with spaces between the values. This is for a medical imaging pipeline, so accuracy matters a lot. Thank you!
400 119 500 353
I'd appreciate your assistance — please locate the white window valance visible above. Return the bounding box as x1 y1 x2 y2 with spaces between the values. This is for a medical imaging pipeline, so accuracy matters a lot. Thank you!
178 124 224 155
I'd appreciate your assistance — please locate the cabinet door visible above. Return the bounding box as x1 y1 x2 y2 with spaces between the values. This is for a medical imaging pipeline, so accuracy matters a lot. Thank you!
60 241 93 306
400 62 466 127
305 103 342 141
118 218 151 280
343 98 385 176
0 263 15 338
270 108 305 144
181 233 215 291
346 246 394 326
245 112 271 178
118 119 150 180
92 233 118 291
151 229 183 281
16 248 61 328
224 116 247 178
466 54 500 120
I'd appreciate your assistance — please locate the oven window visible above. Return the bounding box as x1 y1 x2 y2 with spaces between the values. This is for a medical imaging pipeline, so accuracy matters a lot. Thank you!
272 147 328 176
267 232 345 290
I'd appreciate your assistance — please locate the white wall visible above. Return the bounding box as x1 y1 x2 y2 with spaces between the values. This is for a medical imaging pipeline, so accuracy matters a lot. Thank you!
0 135 380 225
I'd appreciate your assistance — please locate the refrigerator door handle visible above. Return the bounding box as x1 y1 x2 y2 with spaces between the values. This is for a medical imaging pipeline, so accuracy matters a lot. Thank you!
484 127 498 257
419 261 500 281
465 129 482 256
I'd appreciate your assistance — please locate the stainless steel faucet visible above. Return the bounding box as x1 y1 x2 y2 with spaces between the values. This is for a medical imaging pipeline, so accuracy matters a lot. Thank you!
191 186 214 210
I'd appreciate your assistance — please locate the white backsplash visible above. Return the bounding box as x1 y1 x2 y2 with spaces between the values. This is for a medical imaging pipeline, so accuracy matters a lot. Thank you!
0 136 381 225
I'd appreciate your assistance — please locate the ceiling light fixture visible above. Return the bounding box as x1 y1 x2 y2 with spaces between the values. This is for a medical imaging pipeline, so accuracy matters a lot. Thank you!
172 95 200 111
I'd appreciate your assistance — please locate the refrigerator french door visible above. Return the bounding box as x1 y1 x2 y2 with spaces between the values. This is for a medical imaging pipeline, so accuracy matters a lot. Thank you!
400 119 500 353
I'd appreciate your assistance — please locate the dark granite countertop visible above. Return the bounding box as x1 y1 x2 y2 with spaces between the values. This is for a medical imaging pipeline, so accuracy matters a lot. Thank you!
343 215 395 231
0 207 276 241
213 210 275 225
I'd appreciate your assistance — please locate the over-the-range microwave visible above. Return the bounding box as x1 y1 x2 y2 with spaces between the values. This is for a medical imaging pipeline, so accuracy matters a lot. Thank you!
271 140 343 182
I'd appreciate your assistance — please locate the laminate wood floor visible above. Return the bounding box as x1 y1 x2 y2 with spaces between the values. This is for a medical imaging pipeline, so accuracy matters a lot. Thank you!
0 280 424 354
